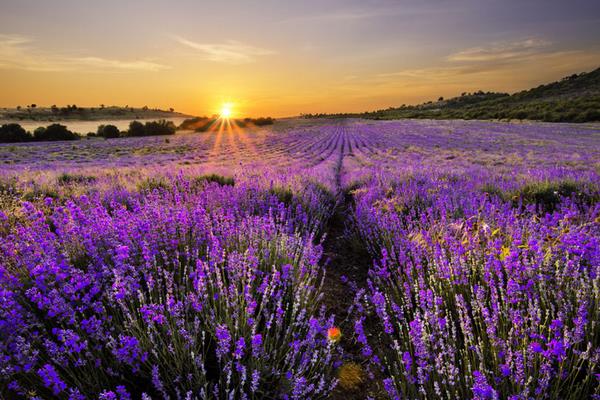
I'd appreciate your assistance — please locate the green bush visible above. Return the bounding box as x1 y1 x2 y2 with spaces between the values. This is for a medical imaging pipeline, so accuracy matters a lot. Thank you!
510 180 598 212
194 174 235 187
57 173 97 186
269 186 294 205
137 177 170 192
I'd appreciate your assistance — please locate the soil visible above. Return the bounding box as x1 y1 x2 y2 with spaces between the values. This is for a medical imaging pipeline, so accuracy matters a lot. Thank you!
320 193 387 400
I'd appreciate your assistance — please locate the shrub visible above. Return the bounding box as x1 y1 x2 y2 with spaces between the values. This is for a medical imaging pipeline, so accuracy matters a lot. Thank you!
137 177 170 192
479 183 506 200
0 123 32 143
33 124 79 141
97 124 120 139
253 117 274 126
127 120 146 137
269 186 294 205
146 119 177 136
179 117 210 130
144 120 176 136
126 120 176 137
194 174 235 187
57 173 97 186
21 184 60 201
510 179 597 212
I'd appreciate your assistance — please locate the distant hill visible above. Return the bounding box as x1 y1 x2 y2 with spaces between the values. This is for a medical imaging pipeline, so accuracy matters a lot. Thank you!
306 67 600 122
0 105 190 122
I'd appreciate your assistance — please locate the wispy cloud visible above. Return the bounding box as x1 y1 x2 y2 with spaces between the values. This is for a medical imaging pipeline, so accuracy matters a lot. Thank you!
374 37 600 90
0 33 169 72
377 38 584 82
290 9 390 22
282 4 448 24
174 36 275 64
447 38 551 63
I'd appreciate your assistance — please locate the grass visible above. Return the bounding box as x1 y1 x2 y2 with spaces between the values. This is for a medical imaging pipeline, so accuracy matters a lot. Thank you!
194 173 235 187
57 173 97 186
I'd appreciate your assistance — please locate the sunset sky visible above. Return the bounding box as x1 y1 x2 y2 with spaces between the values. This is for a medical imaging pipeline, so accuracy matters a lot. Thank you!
1 0 599 117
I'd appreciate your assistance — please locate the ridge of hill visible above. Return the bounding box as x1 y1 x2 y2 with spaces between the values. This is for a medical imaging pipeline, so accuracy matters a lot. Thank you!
307 67 600 122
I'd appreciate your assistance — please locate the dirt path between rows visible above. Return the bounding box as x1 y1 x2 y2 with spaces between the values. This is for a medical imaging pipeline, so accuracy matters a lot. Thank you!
314 121 385 399
319 189 386 397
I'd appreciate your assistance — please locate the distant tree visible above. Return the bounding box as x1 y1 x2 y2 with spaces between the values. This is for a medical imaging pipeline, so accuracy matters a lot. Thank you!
33 127 46 138
125 120 175 137
144 120 176 136
34 124 79 141
142 106 149 111
30 104 37 108
179 117 212 130
51 105 58 113
169 108 174 112
127 120 146 137
438 97 444 102
0 123 32 143
97 124 120 139
16 105 21 111
253 117 274 126
100 104 105 109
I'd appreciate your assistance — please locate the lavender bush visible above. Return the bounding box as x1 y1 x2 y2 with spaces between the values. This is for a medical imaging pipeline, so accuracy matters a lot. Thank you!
1 180 339 399
352 174 599 399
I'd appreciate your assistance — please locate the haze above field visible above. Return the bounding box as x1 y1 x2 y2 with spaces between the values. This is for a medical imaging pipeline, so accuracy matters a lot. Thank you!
1 0 599 117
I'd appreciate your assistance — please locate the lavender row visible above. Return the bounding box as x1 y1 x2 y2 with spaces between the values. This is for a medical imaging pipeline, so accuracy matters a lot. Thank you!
351 170 599 399
0 176 340 399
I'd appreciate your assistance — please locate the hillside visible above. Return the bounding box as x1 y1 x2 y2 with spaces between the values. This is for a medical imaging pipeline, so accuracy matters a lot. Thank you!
307 67 600 122
0 105 190 122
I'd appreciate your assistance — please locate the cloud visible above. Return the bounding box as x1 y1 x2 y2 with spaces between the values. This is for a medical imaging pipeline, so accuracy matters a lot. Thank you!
290 9 389 22
281 4 448 24
71 57 168 71
174 36 275 64
447 38 551 63
377 37 600 83
0 33 169 72
371 36 600 98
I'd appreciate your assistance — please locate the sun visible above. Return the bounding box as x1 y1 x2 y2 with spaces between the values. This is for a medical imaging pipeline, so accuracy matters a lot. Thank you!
220 103 233 119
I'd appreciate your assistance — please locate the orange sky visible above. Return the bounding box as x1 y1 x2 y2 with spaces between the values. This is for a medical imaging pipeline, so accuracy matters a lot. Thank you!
1 1 599 117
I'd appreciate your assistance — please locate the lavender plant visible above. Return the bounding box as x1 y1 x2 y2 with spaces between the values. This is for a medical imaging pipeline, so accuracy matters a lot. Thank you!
0 181 339 399
352 174 599 399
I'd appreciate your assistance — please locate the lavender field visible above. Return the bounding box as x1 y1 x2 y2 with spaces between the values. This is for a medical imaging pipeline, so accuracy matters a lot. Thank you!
1 119 599 399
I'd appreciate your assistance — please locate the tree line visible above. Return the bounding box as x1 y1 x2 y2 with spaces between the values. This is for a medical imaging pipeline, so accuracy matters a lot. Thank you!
0 120 177 143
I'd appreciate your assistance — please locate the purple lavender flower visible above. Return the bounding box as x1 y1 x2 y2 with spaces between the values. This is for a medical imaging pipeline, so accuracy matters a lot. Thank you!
215 325 231 359
472 371 497 399
38 364 67 395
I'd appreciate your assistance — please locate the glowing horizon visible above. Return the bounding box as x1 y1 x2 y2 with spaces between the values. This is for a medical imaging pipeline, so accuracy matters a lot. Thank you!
0 1 599 117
